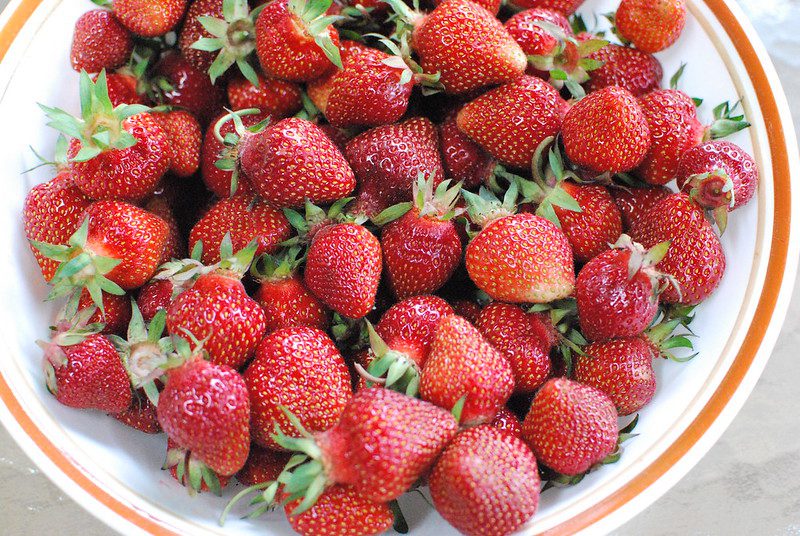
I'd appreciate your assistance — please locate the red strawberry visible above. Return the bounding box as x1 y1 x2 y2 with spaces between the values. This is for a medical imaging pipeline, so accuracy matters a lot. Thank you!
575 338 657 416
255 0 342 82
522 377 618 475
144 195 186 265
585 44 663 97
244 326 352 450
201 111 267 197
381 177 463 299
227 72 303 119
630 193 726 305
611 184 672 230
457 76 566 169
476 302 553 394
77 290 132 335
178 0 224 73
166 439 233 493
505 8 572 78
450 299 482 324
304 223 382 319
114 0 188 37
70 9 133 73
307 40 415 129
236 444 291 486
23 171 92 282
490 407 523 438
439 109 496 190
563 85 651 173
152 110 202 178
103 71 147 106
188 193 292 265
283 485 394 536
420 315 514 426
433 0 501 15
507 0 584 14
113 389 162 433
153 52 226 125
637 89 704 186
429 425 540 536
616 0 687 54
137 279 176 323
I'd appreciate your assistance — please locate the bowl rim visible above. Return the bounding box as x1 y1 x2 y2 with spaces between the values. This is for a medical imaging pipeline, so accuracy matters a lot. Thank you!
0 0 797 535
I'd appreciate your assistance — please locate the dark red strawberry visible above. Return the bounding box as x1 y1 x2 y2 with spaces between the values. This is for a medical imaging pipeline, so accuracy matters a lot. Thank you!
438 108 496 190
103 71 148 106
152 110 202 178
490 407 523 438
236 444 291 486
616 0 687 53
114 0 188 37
450 299 482 324
143 195 186 265
153 52 226 125
113 389 162 433
553 181 623 263
138 279 176 323
585 44 663 97
201 110 268 197
71 9 133 73
283 485 394 536
227 72 303 118
77 290 132 335
611 184 672 230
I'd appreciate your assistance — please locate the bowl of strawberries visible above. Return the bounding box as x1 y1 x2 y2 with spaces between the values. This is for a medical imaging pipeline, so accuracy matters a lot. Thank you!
0 0 797 534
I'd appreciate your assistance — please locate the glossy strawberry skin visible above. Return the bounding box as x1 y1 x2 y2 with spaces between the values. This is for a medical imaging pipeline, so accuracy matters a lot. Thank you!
375 295 454 368
433 0 501 14
611 185 672 231
103 72 148 107
505 8 572 78
638 89 704 186
522 377 618 475
240 118 356 209
157 358 250 475
154 53 225 125
677 140 759 211
412 0 527 95
575 338 657 416
466 213 575 303
23 172 92 282
188 193 292 265
304 223 383 319
476 302 553 394
315 387 459 502
283 485 394 536
556 182 623 263
115 0 188 37
167 273 267 369
616 0 687 54
439 109 496 189
346 117 445 218
429 425 540 536
78 290 132 335
236 444 291 486
68 114 169 203
227 72 303 119
576 248 659 341
585 44 663 97
630 193 726 305
255 275 330 334
113 389 162 433
490 407 523 438
457 76 566 169
178 0 223 73
255 0 341 82
201 111 267 197
152 110 202 178
71 10 133 73
137 279 174 323
507 0 584 14
244 327 352 450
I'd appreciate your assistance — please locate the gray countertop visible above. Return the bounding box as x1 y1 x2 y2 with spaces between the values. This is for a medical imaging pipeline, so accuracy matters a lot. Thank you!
1 0 798 534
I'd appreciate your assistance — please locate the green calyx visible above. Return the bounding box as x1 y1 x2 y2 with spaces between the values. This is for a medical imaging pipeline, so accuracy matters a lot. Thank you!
461 180 519 234
191 0 265 85
611 234 678 301
154 241 211 296
645 305 698 363
288 0 345 70
25 134 70 175
250 246 305 282
413 174 464 221
163 445 224 496
381 0 425 40
282 197 363 246
39 70 150 162
30 218 125 316
528 298 586 378
706 99 751 140
213 108 271 197
215 234 260 278
686 169 735 234
355 321 421 397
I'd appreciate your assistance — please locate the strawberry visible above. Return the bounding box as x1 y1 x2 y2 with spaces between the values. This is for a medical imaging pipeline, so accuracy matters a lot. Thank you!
439 109 496 190
433 0 501 14
188 193 292 265
490 407 523 438
255 0 342 82
616 0 687 54
70 9 133 73
610 184 671 230
152 110 202 178
637 89 704 186
227 72 303 119
77 289 132 335
507 0 584 14
153 52 226 125
307 40 415 129
138 279 176 323
429 425 540 536
113 389 162 433
283 485 394 536
585 44 663 97
562 85 651 174
236 444 291 486
522 377 618 475
420 315 514 426
244 326 352 450
143 195 187 265
575 338 657 416
476 302 554 394
346 117 444 218
103 71 148 106
304 223 382 319
457 76 566 169
575 236 673 341
201 110 267 197
114 0 189 38
450 299 482 324
166 438 232 493
505 8 572 79
386 0 527 95
380 177 463 299
630 193 726 305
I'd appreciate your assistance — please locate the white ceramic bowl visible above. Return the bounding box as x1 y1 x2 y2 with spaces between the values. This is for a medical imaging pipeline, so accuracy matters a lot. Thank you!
0 0 797 534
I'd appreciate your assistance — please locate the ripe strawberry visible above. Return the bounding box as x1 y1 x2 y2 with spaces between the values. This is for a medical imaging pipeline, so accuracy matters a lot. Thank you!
103 71 148 106
70 10 133 73
490 407 523 438
236 444 291 486
575 338 657 416
77 289 132 335
420 315 514 426
630 193 726 305
138 279 176 323
553 181 623 263
255 0 342 82
616 0 687 54
457 76 566 169
381 177 463 299
450 299 482 324
387 0 527 94
563 85 651 173
611 184 671 230
505 8 572 79
507 0 584 14
439 109 496 190
522 377 618 475
153 52 226 125
346 117 444 218
283 485 394 536
113 389 161 433
152 110 202 178
304 223 382 319
429 425 540 536
433 0 501 15
585 44 663 97
476 302 554 394
244 326 352 450
114 0 188 37
143 195 186 265
227 72 303 119
637 89 704 186
202 110 268 197
188 193 292 265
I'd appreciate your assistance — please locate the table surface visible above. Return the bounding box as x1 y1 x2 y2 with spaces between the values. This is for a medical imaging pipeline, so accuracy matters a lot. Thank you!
2 0 799 534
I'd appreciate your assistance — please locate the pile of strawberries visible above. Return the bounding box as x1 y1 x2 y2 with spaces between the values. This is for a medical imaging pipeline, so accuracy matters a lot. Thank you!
22 0 759 533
